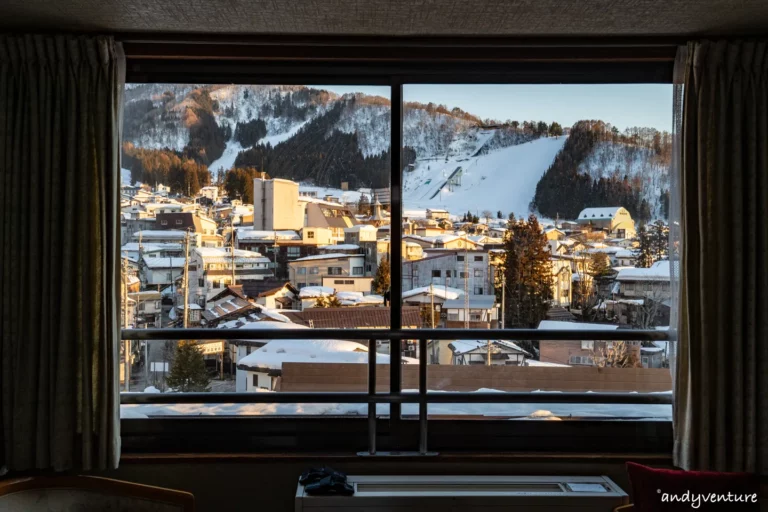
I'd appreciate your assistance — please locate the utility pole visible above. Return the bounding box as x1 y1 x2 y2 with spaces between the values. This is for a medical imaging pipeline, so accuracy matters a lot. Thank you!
182 230 190 329
230 216 236 286
501 278 506 329
463 234 470 329
429 282 435 328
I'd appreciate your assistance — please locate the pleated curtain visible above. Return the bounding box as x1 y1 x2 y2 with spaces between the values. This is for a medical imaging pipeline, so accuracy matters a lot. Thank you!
0 35 124 472
674 40 768 475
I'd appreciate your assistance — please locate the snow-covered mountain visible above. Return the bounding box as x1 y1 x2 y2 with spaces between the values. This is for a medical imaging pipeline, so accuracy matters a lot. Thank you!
123 84 670 221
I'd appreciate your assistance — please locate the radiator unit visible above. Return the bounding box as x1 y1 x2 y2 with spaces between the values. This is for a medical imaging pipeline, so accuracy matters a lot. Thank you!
296 475 628 511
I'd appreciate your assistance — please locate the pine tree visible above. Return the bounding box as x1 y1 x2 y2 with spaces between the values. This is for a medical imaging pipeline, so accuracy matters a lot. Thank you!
357 193 371 216
634 225 654 268
501 214 553 328
372 257 391 295
166 341 211 392
590 253 612 278
649 220 669 262
497 210 503 219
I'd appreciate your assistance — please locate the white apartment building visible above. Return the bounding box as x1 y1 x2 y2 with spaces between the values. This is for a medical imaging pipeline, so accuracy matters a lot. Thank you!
188 247 273 305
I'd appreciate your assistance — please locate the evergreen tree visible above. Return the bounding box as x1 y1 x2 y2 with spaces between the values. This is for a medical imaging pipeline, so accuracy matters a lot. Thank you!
548 122 564 137
501 214 553 328
166 341 211 392
357 194 371 216
590 253 613 278
372 257 391 295
497 210 503 219
223 167 267 203
634 225 654 268
649 220 669 262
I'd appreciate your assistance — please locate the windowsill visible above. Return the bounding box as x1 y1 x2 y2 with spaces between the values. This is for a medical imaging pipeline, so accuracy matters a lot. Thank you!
120 451 674 464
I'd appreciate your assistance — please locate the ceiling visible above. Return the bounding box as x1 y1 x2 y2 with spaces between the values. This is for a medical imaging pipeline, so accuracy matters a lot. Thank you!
3 0 768 37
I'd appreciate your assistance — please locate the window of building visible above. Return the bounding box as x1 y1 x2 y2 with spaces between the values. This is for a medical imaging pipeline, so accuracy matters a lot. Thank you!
581 340 594 350
328 267 342 275
176 219 183 225
120 69 674 455
473 269 482 277
160 220 167 226
213 280 220 289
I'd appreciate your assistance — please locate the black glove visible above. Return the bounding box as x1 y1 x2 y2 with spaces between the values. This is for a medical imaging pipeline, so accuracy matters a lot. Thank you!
305 474 355 496
299 466 348 486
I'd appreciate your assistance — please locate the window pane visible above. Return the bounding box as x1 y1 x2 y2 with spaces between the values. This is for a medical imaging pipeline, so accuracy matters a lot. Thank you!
120 83 391 411
401 84 674 401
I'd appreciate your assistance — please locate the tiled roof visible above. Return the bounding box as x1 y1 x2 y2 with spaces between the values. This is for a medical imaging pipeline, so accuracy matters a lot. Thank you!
282 306 421 329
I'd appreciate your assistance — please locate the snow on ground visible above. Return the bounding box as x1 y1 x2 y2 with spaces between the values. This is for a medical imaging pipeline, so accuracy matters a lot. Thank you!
207 140 244 174
298 184 364 205
403 136 566 216
121 390 672 419
259 118 312 147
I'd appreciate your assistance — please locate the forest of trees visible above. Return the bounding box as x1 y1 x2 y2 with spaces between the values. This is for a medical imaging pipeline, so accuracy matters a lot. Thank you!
531 120 663 223
233 118 267 147
122 142 211 196
234 99 390 189
222 167 269 204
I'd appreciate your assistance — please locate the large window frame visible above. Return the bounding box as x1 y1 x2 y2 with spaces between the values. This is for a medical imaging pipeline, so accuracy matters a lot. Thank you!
120 37 676 456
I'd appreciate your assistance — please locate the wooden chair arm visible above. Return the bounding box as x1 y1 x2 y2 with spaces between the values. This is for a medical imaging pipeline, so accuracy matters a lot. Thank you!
613 505 634 511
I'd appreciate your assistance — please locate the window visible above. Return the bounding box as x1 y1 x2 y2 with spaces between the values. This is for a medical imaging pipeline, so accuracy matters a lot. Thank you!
328 267 342 275
570 356 595 366
581 340 594 350
120 68 673 455
366 264 372 272
473 269 482 277
199 278 204 287
166 272 172 281
160 220 167 226
176 219 183 225
333 279 344 284
213 280 220 289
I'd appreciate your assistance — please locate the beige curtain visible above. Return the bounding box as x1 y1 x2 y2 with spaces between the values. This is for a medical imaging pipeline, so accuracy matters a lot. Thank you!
0 35 124 472
675 40 768 474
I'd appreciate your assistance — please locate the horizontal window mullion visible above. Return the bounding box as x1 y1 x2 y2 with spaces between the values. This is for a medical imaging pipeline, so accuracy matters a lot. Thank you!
121 328 671 341
120 391 672 405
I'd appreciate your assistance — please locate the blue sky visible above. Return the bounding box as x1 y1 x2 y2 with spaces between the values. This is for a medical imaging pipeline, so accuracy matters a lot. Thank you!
315 84 672 133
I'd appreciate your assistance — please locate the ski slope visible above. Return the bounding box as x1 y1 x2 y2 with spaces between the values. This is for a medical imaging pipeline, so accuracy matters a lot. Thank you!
403 136 567 217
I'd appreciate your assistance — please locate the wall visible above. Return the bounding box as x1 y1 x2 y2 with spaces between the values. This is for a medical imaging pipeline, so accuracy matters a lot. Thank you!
278 363 672 394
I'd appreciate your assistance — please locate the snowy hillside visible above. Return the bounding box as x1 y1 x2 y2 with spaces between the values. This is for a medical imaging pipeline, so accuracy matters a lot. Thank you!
403 136 566 216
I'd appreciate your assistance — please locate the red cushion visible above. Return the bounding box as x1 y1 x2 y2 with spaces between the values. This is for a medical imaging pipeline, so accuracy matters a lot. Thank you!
626 462 759 511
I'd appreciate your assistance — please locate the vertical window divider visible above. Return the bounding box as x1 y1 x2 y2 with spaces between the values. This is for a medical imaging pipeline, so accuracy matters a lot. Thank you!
418 337 429 454
367 338 377 455
389 80 404 427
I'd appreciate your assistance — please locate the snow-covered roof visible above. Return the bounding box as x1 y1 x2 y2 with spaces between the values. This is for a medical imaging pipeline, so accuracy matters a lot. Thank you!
176 304 202 310
238 338 383 371
537 320 619 331
525 360 571 368
616 261 670 282
402 285 464 300
133 230 187 239
318 244 360 251
292 253 359 262
257 307 292 323
335 291 384 305
121 242 182 252
449 339 531 357
142 256 185 268
344 225 377 232
298 286 336 298
577 206 626 220
236 229 300 241
194 247 269 264
442 295 497 310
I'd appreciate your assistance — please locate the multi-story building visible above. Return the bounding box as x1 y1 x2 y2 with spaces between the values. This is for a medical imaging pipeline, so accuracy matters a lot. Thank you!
576 206 636 239
402 248 493 297
288 253 367 290
188 247 273 305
